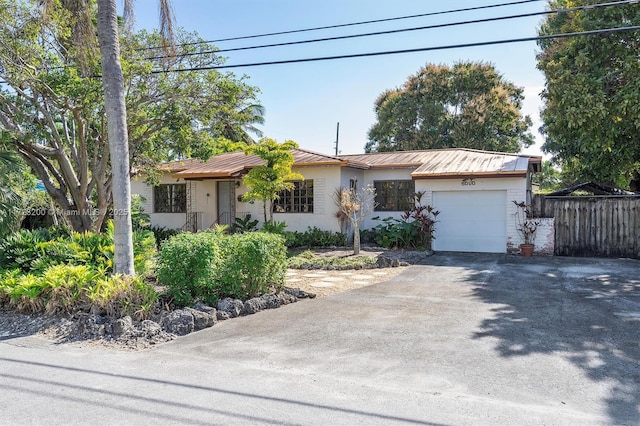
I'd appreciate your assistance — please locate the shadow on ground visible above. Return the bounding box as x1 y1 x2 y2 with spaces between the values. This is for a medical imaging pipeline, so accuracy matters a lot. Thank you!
463 254 640 424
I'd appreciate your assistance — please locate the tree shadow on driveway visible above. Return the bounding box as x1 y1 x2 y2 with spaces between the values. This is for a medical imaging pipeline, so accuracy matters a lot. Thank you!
469 255 640 425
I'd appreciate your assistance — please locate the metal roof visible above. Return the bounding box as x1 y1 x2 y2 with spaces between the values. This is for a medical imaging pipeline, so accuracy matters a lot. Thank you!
158 158 204 173
166 148 540 180
172 149 345 179
340 149 541 178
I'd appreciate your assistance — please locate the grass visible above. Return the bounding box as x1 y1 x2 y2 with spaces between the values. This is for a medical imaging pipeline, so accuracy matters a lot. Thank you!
287 250 378 270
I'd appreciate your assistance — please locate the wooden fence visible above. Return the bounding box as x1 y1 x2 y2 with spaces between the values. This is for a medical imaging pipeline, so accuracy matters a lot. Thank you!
533 195 640 258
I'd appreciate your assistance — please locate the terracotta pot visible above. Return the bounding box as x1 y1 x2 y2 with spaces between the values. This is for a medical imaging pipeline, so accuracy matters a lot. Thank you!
520 243 534 257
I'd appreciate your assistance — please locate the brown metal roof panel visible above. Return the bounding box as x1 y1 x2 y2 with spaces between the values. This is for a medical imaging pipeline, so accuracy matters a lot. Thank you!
292 149 344 164
159 158 204 172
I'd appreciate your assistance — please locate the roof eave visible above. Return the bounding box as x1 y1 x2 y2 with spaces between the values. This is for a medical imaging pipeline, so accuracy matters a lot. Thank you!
412 171 528 179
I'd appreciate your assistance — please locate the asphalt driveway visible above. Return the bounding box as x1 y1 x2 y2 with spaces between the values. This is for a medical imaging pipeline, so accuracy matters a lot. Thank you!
1 253 639 425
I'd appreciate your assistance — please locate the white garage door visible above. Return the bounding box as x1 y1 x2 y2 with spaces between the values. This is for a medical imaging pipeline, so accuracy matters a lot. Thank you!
432 190 507 253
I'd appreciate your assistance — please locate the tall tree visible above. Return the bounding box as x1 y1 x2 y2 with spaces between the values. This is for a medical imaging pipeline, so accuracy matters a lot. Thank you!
0 152 25 237
537 0 640 189
365 62 533 153
242 138 304 223
95 0 135 274
0 2 262 236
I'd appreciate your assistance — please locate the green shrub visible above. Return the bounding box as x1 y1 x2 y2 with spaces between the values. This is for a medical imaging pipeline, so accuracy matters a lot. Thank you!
132 230 157 276
371 192 439 250
217 233 286 300
261 220 287 234
40 264 100 314
0 224 155 276
0 229 52 272
0 264 157 318
9 273 46 313
284 226 346 248
147 225 180 248
156 231 287 306
131 194 151 231
88 274 157 320
287 250 377 270
155 232 222 306
230 213 259 234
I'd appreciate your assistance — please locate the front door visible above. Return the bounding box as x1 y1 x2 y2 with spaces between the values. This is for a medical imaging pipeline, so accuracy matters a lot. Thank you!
217 181 236 226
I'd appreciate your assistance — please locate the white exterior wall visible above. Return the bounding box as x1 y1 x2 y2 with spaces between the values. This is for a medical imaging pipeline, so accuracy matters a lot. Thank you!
534 217 555 255
131 175 188 230
132 165 343 233
340 167 365 190
132 164 533 253
267 165 342 232
360 168 417 230
415 176 527 252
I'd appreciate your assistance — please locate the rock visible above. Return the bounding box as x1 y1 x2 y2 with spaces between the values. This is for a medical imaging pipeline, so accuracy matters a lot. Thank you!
139 320 162 337
262 293 283 309
161 309 194 336
399 261 410 267
184 307 216 330
376 256 400 268
243 297 267 315
216 298 244 318
193 302 216 314
72 313 104 338
216 310 230 321
284 287 316 299
278 292 297 304
111 316 133 336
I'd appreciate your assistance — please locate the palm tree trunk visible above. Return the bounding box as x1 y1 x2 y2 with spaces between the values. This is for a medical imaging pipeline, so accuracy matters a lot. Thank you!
96 0 135 275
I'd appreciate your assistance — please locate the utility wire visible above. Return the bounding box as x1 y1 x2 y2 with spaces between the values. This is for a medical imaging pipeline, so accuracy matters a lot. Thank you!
140 0 546 51
144 0 637 60
149 26 640 73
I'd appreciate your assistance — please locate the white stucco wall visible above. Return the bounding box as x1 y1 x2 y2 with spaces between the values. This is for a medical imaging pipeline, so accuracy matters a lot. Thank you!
131 175 187 230
132 164 534 253
415 176 528 252
358 168 418 230
532 217 555 256
340 168 365 190
265 165 343 232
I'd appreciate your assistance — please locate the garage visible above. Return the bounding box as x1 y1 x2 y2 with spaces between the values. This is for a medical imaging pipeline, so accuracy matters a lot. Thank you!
432 190 507 253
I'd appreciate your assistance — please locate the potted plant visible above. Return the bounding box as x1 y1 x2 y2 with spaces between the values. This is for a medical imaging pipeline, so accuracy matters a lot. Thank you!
513 201 539 257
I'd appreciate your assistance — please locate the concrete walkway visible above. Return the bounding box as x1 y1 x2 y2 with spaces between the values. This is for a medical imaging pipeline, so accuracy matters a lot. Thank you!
1 253 639 425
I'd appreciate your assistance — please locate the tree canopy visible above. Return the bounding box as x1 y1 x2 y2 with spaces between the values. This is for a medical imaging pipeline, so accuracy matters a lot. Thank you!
242 138 303 223
537 0 640 189
365 62 534 153
0 152 35 236
0 0 263 232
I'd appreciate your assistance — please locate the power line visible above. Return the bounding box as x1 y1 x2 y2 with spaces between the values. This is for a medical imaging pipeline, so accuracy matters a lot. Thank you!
144 0 638 61
149 26 640 73
140 0 546 51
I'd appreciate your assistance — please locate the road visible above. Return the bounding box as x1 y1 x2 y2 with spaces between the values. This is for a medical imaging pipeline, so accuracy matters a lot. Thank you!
1 253 639 425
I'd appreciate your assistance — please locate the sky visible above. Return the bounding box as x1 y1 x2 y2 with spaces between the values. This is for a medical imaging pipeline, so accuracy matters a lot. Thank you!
132 0 549 157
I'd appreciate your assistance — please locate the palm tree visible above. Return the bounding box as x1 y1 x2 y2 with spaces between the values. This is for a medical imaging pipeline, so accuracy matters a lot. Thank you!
220 103 266 144
42 0 175 275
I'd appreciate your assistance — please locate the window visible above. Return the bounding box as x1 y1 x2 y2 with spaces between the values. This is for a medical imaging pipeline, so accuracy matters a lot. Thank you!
273 180 313 213
374 180 415 211
154 184 186 213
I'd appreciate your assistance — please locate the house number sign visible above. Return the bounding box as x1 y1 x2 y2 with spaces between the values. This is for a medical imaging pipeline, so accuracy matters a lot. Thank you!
461 178 476 186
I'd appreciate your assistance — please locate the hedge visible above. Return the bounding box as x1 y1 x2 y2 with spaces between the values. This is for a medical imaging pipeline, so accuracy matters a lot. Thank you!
156 231 287 306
